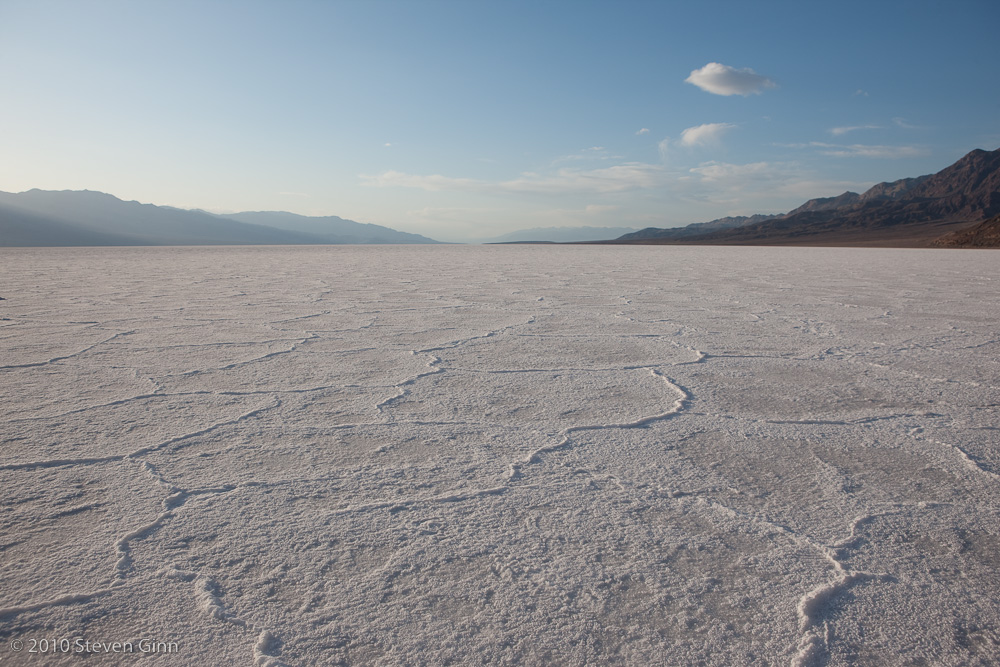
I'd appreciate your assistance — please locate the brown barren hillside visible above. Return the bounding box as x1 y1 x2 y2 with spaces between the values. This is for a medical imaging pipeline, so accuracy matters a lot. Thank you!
610 148 1000 248
932 215 1000 248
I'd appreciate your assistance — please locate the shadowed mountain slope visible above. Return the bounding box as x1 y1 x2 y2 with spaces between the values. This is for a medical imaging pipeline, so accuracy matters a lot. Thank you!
932 215 1000 248
218 211 439 244
0 190 439 246
614 148 1000 247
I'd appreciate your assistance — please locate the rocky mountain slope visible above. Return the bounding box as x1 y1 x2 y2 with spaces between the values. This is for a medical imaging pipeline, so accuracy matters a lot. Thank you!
932 214 1000 248
616 148 1000 247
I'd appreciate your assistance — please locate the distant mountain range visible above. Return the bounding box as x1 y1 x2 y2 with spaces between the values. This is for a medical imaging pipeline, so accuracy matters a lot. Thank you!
614 147 1000 247
0 189 440 246
4 148 998 248
483 226 639 244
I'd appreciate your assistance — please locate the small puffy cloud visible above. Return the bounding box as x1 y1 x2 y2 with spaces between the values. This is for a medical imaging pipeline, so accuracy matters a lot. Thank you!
829 125 881 136
678 122 737 147
636 128 650 135
685 63 776 96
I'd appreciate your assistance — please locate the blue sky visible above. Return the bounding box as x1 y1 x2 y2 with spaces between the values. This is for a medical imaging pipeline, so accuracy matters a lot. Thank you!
1 0 998 241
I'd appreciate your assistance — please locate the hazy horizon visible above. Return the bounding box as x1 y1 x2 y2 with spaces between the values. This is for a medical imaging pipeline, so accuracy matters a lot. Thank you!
1 0 998 242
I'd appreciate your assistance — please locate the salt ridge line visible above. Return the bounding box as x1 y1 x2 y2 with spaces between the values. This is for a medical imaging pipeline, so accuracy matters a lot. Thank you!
4 380 369 424
670 341 707 364
322 319 691 512
114 461 239 578
162 568 288 667
375 314 539 412
681 494 894 667
0 590 113 620
510 368 689 479
452 363 687 374
0 328 135 370
0 400 279 471
121 463 289 664
375 353 443 412
175 333 319 376
911 429 1000 482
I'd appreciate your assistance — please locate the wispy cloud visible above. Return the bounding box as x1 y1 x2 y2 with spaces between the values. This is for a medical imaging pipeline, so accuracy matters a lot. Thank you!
552 146 623 164
685 62 776 96
679 122 737 147
689 161 782 184
362 171 482 191
408 206 501 222
892 117 922 130
362 163 667 196
683 160 874 208
787 142 927 158
278 191 308 197
854 89 869 97
829 124 881 136
636 128 650 135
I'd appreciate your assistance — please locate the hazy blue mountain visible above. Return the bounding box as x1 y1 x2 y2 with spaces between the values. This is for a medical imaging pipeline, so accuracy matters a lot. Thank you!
0 199 132 246
218 211 440 244
0 189 440 246
484 226 639 243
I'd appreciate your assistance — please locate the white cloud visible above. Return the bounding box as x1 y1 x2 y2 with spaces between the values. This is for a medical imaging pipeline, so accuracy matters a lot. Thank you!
636 128 650 135
854 89 869 97
829 125 881 136
658 138 670 160
685 62 776 96
679 122 737 147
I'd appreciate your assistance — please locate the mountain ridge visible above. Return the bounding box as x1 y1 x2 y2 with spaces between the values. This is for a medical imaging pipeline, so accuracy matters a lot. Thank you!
0 189 440 246
612 148 1000 247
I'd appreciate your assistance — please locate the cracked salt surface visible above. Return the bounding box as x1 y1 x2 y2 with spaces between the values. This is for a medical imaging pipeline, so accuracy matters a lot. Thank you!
1 245 998 666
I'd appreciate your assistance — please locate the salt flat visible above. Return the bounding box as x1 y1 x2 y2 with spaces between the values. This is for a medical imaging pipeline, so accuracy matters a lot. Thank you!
1 245 998 666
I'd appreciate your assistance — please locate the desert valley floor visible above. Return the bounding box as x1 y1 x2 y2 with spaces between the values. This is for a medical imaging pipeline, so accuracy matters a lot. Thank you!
1 245 998 666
